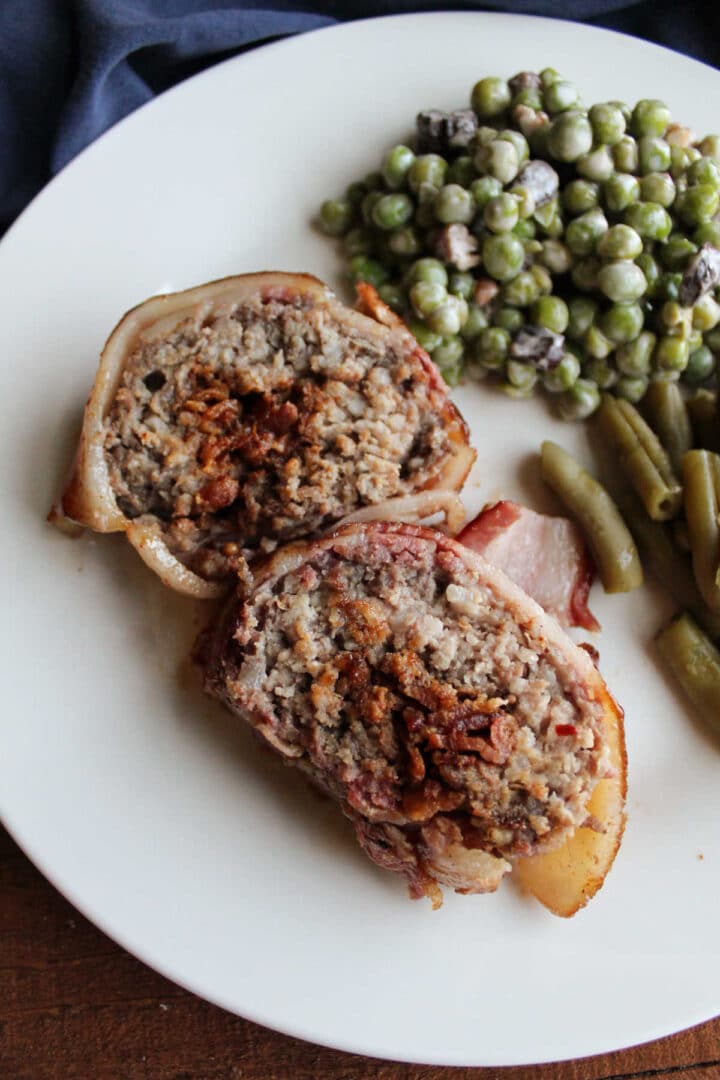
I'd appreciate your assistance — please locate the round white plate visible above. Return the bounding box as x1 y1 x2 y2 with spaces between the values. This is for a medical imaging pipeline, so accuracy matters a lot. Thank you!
1 12 719 1067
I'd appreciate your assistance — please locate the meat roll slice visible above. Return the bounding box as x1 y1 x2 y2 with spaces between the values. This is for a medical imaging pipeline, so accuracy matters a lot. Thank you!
54 273 475 597
199 521 626 915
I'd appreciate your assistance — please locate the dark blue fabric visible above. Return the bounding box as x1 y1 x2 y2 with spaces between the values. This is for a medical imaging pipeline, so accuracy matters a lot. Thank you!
2 1 719 235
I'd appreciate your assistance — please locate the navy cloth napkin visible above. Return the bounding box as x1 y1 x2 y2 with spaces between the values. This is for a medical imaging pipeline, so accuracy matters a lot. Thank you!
1 0 719 236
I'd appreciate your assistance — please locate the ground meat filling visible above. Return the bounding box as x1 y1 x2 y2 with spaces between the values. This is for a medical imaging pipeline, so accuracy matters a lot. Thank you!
104 295 453 580
217 534 609 874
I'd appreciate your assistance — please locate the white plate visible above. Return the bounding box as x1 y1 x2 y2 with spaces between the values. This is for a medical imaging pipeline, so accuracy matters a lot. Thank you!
1 12 719 1067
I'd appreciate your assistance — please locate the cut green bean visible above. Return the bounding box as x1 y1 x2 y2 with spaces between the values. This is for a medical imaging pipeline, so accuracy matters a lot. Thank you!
682 450 720 615
642 380 693 474
656 613 720 732
540 440 643 592
597 394 683 520
686 390 720 452
617 490 720 640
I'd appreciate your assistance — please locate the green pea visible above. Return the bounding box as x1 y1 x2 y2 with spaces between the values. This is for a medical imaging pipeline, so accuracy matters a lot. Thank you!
608 99 633 125
513 218 537 240
638 136 671 175
687 328 704 353
540 67 562 88
492 305 524 333
624 201 672 241
543 352 581 392
343 226 374 256
497 129 530 165
388 225 422 257
705 326 720 353
615 375 649 402
530 263 553 296
425 296 468 336
505 359 539 392
584 356 618 389
476 125 499 146
658 270 684 300
471 76 511 119
692 294 720 332
684 345 716 383
616 330 656 376
577 146 615 183
512 87 543 111
434 184 476 225
613 135 639 173
599 301 644 344
407 257 448 286
693 220 720 247
524 237 544 256
589 102 626 145
474 139 520 184
432 336 465 384
675 184 720 226
597 224 643 261
699 134 720 163
583 324 615 360
603 173 640 213
408 154 448 193
566 208 609 256
635 252 661 297
597 261 647 302
448 271 475 300
345 181 368 208
361 190 383 225
363 171 383 191
474 326 510 371
372 193 414 231
446 155 476 187
631 99 671 138
377 283 405 313
567 296 599 340
482 192 518 233
460 304 490 340
414 182 441 227
470 175 504 209
557 378 602 420
654 334 690 372
482 233 525 281
669 145 701 179
508 184 536 219
658 234 698 270
562 179 600 216
501 269 539 307
571 256 601 292
639 172 676 207
381 145 416 190
533 197 559 230
660 300 692 336
531 295 569 333
409 280 447 317
539 238 573 274
348 256 390 288
547 112 593 162
543 79 580 114
687 156 720 189
318 197 354 236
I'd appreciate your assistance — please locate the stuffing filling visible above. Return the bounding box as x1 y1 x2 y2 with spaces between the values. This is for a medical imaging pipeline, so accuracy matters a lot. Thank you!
210 530 610 895
104 295 453 580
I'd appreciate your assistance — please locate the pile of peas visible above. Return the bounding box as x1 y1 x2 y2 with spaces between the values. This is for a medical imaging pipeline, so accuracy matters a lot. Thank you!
318 68 720 420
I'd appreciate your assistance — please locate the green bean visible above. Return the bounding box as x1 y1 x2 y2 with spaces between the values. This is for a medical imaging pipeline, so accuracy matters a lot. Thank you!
597 393 683 520
682 449 720 614
656 614 720 731
540 441 643 592
643 380 693 473
686 390 720 452
617 491 720 640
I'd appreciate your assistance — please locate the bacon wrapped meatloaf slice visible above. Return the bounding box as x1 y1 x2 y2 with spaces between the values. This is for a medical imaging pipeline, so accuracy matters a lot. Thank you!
55 273 474 597
198 521 626 915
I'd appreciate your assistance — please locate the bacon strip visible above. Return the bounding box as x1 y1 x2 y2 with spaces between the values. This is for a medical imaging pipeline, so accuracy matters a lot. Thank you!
458 500 600 632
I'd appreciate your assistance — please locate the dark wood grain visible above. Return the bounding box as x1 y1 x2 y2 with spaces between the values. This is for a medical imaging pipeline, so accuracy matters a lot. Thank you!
1 825 718 1080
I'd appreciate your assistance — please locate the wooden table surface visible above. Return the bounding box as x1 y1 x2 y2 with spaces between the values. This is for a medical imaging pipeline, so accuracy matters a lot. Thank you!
2 826 718 1080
